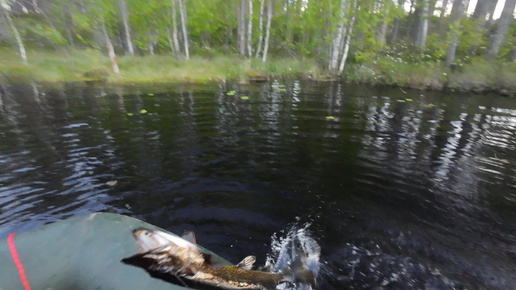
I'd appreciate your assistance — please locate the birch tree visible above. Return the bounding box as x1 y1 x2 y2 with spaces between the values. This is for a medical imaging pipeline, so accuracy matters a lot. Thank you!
255 0 265 57
1 0 27 65
247 0 253 57
472 0 498 25
101 22 119 74
486 0 516 60
329 0 348 73
119 0 134 55
262 0 272 64
238 0 246 56
170 0 181 56
445 0 466 68
178 0 189 59
338 0 357 76
415 0 429 51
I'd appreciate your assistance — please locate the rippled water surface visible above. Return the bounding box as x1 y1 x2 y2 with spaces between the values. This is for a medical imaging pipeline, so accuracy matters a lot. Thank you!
2 81 516 289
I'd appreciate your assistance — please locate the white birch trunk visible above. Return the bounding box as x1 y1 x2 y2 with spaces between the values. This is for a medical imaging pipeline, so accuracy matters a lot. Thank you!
238 0 246 55
1 0 27 65
102 23 119 74
178 0 189 59
119 0 134 55
338 3 356 76
415 0 429 51
255 0 265 57
329 0 347 73
247 0 253 57
262 0 272 64
171 0 181 56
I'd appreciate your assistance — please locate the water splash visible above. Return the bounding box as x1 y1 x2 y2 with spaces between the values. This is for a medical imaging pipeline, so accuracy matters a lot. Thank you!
264 223 321 290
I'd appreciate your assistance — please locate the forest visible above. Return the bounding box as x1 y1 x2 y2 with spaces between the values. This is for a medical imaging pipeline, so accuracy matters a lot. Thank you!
1 0 516 93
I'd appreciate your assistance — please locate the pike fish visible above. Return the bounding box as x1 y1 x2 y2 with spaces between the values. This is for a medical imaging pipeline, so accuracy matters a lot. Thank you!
122 228 316 290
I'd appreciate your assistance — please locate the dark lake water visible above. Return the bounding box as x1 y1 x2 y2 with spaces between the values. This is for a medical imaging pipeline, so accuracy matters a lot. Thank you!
1 80 516 289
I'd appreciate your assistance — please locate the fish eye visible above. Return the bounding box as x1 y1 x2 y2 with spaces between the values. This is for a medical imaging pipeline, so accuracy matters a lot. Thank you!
144 231 152 236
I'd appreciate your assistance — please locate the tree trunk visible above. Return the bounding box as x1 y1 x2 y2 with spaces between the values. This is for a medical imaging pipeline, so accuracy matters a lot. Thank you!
119 0 134 55
486 0 516 60
238 0 246 56
171 0 181 57
473 0 497 21
446 0 466 68
255 0 265 57
329 0 347 73
247 0 253 57
390 17 400 43
148 42 154 55
468 0 492 54
262 0 272 64
338 0 357 76
1 0 27 65
486 0 499 25
377 0 391 47
415 0 429 51
406 0 416 39
178 0 189 59
102 23 119 74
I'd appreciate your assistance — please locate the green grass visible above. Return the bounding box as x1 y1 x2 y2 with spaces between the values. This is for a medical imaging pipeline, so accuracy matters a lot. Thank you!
0 48 107 81
1 48 516 95
0 49 319 84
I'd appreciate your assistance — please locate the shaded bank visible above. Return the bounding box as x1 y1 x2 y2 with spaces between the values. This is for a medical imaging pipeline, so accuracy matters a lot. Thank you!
346 57 516 96
1 49 516 95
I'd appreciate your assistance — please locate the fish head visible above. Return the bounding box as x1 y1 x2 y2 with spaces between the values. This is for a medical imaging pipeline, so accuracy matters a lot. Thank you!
132 228 168 252
128 227 206 274
132 228 198 253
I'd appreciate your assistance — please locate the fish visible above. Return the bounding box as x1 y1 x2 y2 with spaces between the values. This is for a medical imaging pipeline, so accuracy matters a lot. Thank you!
122 228 316 290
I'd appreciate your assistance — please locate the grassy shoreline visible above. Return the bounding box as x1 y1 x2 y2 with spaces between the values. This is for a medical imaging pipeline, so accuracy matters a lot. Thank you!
1 49 515 95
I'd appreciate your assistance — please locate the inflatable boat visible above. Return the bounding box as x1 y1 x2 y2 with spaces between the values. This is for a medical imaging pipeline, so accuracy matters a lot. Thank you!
0 213 230 290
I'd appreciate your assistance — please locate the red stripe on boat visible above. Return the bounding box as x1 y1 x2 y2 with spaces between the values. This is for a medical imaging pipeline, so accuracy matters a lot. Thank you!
7 233 32 290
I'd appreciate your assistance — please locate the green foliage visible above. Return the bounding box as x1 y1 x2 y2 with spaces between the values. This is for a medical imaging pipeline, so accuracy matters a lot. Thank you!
345 51 446 90
0 0 515 93
14 16 67 48
456 18 484 56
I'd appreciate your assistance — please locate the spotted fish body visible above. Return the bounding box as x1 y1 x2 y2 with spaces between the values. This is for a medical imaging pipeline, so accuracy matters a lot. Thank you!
122 228 308 290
